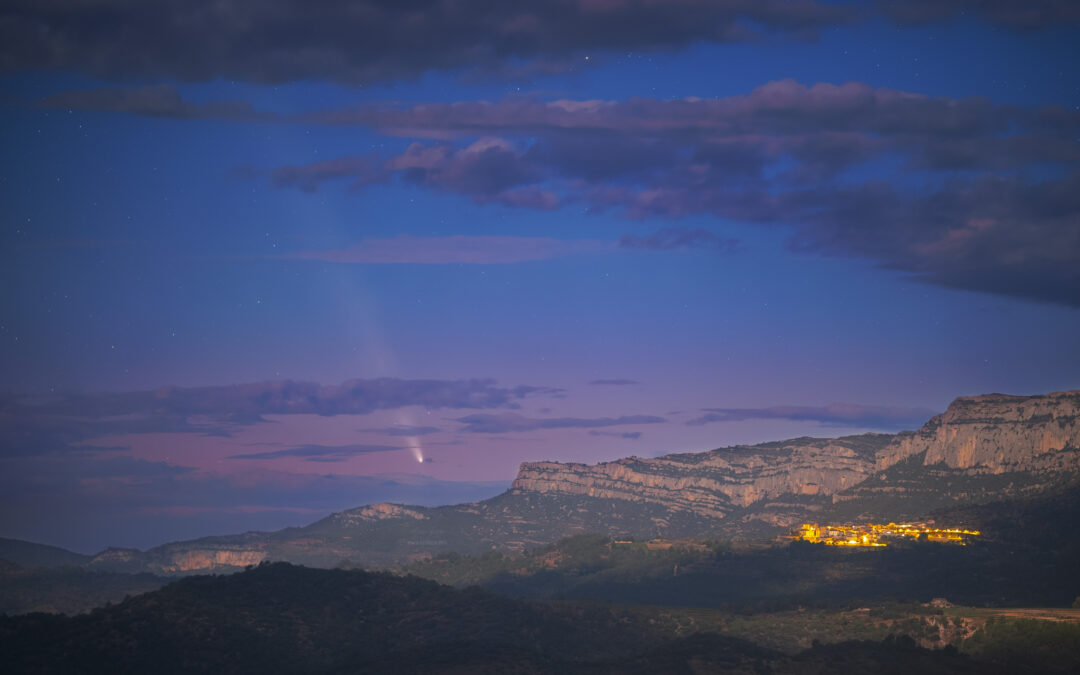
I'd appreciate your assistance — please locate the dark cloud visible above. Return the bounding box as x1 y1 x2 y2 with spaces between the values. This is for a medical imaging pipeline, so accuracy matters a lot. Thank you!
685 403 936 430
770 174 1080 307
0 397 260 459
588 430 643 439
46 377 542 418
388 139 557 208
5 1 1070 91
1 1 852 86
38 78 1080 305
40 84 265 120
619 227 739 252
454 412 666 433
588 379 640 386
0 377 552 458
266 140 562 209
228 444 402 462
877 0 1080 29
592 175 1080 305
280 80 1077 306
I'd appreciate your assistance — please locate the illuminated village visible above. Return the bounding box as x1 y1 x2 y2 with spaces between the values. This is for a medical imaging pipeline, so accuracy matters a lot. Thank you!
793 523 981 547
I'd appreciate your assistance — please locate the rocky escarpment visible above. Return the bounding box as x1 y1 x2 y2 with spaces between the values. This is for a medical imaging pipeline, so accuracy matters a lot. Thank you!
876 390 1080 472
511 390 1080 523
821 390 1080 521
511 435 890 519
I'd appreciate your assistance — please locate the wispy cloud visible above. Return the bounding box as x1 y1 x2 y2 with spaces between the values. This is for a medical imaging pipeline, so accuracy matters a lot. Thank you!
278 235 610 265
454 412 666 434
588 430 642 439
227 444 402 462
355 425 442 437
619 227 738 252
685 403 936 430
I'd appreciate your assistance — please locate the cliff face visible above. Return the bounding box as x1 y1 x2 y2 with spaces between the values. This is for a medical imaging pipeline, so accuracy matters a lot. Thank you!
511 436 887 519
876 390 1080 472
510 390 1080 520
156 549 266 573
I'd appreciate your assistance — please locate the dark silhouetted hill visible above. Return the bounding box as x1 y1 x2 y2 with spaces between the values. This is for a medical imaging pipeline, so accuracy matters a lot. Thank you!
0 538 91 569
2 562 1043 674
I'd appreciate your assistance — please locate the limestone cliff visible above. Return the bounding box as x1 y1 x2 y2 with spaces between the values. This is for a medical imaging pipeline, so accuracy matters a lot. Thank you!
876 390 1080 472
511 435 888 519
156 549 266 573
510 390 1080 520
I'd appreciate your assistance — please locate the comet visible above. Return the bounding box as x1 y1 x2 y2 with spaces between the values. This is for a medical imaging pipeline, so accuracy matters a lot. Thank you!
402 426 425 463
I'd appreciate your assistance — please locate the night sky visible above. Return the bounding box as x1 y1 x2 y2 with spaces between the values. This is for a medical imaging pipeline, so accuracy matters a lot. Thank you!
2 1 1079 553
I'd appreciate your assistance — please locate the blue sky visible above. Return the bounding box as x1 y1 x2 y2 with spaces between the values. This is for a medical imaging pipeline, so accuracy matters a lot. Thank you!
1 0 1079 552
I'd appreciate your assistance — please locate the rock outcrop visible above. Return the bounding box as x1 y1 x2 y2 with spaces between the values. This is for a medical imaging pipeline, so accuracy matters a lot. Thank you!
328 503 429 526
158 549 266 573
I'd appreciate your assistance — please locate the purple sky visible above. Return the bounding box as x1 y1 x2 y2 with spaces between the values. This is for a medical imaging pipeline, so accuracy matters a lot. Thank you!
2 0 1079 552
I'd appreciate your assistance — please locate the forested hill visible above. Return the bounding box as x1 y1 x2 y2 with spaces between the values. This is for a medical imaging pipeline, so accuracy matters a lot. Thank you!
0 562 1019 675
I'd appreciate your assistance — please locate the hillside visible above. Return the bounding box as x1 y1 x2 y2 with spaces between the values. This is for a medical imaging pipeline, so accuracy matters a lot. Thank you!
12 479 1077 618
0 563 168 616
0 538 92 569
398 482 1080 611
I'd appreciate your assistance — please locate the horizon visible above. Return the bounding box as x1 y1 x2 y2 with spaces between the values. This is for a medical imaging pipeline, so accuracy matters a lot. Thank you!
3 0 1080 553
